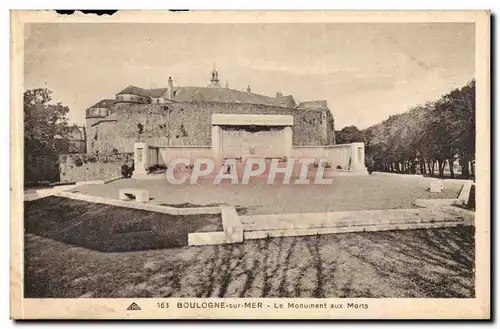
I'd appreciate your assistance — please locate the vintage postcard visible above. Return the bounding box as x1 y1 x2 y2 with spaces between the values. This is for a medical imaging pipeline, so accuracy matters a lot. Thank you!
10 10 490 319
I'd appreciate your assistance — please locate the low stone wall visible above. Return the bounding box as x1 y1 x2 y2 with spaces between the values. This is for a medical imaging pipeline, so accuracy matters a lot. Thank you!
327 144 353 170
158 146 212 165
59 153 133 182
291 144 353 170
291 146 329 160
155 144 360 170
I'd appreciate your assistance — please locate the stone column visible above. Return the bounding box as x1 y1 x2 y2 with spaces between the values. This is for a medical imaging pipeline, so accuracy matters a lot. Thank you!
211 125 222 163
283 126 293 159
133 142 149 177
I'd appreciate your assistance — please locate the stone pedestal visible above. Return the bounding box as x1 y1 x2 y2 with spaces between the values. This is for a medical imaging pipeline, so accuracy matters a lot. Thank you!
283 126 293 160
132 142 149 178
429 180 444 193
211 125 222 163
350 142 368 173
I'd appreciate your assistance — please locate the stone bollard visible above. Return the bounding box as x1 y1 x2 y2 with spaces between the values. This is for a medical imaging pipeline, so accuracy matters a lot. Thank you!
429 180 444 193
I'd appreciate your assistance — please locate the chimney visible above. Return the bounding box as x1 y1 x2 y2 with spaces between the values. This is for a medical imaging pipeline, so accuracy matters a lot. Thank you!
225 80 229 89
246 85 251 93
168 76 174 99
276 91 283 97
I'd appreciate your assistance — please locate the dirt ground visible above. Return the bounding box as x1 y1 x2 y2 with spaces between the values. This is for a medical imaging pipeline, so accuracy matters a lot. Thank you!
24 226 475 298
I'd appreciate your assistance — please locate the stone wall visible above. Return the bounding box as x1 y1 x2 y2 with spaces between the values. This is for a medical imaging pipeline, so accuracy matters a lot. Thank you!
59 153 133 182
290 144 360 170
158 146 212 165
89 102 336 153
291 146 330 160
85 117 105 154
327 144 353 169
298 100 328 110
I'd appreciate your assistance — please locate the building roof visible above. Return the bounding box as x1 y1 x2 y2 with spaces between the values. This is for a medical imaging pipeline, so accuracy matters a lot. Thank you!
91 112 119 126
171 86 293 107
67 125 85 140
89 99 115 109
113 85 311 108
275 95 296 108
116 85 168 98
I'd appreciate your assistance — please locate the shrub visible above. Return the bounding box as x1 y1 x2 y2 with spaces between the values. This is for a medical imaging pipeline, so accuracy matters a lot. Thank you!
73 157 83 167
121 164 134 178
336 165 343 170
148 164 168 173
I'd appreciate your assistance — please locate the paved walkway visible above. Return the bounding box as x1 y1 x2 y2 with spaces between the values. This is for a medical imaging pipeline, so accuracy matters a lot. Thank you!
68 175 463 215
240 205 473 239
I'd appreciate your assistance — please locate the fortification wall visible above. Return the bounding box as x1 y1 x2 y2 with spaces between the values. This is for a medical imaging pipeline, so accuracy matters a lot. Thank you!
90 102 335 153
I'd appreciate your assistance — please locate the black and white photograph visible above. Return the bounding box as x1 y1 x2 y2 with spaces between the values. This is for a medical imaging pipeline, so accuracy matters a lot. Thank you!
10 10 490 319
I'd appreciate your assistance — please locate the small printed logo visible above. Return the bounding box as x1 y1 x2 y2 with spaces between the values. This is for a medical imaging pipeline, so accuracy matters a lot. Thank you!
127 302 141 311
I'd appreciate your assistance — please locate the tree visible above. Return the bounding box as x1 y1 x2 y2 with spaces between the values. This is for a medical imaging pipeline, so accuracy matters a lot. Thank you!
361 80 475 179
24 88 72 155
335 125 364 144
442 80 475 177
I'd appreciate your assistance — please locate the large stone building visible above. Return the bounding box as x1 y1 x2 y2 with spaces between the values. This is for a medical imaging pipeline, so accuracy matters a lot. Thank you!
61 67 368 182
85 67 336 157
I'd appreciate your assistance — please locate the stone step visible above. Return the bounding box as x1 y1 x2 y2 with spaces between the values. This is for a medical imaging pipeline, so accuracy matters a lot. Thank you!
240 208 469 232
244 220 470 240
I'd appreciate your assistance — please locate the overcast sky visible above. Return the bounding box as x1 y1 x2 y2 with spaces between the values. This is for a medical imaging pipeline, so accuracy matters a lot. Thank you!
24 23 474 129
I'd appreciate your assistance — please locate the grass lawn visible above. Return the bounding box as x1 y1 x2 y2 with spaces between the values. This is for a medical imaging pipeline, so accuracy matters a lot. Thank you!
23 195 475 298
24 227 475 298
24 196 222 252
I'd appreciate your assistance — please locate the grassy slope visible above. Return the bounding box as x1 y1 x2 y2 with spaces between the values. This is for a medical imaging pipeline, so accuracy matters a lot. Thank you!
24 196 222 252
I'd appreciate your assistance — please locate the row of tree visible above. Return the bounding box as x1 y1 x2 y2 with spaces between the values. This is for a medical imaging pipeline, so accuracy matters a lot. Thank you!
335 79 476 179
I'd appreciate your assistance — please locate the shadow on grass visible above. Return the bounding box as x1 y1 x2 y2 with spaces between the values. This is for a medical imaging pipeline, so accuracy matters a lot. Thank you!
350 227 475 298
23 225 475 298
24 196 223 252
